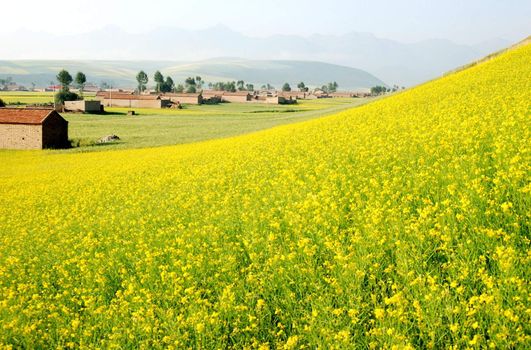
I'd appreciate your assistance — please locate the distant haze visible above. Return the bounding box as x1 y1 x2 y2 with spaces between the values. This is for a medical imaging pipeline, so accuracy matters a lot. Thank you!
0 26 521 86
1 0 529 44
0 1 529 86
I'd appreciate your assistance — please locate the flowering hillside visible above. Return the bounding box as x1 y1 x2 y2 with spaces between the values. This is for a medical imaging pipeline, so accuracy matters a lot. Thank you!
0 44 529 348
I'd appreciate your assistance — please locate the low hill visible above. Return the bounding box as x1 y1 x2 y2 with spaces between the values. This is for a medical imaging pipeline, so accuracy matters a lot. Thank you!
0 43 529 348
0 25 515 86
0 58 385 89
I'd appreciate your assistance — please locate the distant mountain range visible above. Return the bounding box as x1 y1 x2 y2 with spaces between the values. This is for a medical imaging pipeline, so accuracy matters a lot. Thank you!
0 25 515 86
0 59 385 90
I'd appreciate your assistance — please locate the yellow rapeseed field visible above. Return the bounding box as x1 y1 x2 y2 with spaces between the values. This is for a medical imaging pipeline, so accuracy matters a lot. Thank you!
0 44 530 349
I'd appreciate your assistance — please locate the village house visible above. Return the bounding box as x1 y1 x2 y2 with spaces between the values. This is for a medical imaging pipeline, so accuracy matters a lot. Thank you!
163 93 203 105
203 91 253 103
221 91 253 103
0 108 69 149
95 92 171 109
201 91 224 104
265 95 297 105
64 100 103 113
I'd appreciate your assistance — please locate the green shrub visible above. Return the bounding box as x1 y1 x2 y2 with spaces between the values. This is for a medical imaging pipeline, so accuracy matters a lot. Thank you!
55 91 79 105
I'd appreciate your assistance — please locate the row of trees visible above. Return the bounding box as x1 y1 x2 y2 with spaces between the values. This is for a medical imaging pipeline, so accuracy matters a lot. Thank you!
54 69 88 104
136 72 205 94
370 85 405 96
281 81 339 93
133 71 342 94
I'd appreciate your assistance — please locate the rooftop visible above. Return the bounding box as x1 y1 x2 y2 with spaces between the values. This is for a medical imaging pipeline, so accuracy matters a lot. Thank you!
0 108 58 125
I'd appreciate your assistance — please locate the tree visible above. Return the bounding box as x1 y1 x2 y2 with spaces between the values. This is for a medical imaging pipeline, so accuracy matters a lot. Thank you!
212 81 237 92
195 76 203 90
136 71 148 93
246 83 254 92
237 80 245 91
57 69 73 91
175 84 184 93
226 81 237 92
185 77 197 93
327 81 338 93
55 90 79 105
297 82 308 92
154 71 164 93
282 83 291 92
161 76 174 93
370 85 387 96
0 98 5 107
0 77 12 90
55 69 78 105
74 72 86 94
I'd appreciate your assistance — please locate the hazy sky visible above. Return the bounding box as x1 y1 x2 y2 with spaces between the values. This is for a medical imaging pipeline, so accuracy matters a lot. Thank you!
2 0 530 43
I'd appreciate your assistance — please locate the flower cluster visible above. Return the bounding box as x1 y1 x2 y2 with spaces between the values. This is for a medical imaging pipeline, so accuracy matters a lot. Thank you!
0 44 529 348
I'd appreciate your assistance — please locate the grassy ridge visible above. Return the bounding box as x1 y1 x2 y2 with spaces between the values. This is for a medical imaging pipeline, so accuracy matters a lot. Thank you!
0 44 530 348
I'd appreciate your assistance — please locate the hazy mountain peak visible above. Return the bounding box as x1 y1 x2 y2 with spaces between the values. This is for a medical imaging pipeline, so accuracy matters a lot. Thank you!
0 25 518 85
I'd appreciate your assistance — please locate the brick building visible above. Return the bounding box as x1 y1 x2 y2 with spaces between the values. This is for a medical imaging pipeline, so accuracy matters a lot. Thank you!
95 92 171 108
0 108 69 149
163 93 203 105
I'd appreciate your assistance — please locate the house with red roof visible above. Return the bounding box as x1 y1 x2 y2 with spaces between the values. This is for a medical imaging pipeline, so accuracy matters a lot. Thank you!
0 108 69 149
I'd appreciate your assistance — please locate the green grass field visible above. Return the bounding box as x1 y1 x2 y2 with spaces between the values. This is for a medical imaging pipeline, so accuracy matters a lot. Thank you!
1 96 371 152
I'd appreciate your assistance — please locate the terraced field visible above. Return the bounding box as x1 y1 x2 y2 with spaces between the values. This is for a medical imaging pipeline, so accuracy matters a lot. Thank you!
0 44 529 348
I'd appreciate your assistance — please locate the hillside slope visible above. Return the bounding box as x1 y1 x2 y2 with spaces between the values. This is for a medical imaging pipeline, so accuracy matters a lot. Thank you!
0 58 385 89
0 44 529 348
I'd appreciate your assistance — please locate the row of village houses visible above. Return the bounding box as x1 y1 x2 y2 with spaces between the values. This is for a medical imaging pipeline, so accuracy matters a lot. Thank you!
87 90 367 110
59 90 367 112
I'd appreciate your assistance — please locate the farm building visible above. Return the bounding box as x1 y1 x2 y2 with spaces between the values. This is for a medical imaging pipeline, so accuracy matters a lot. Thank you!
203 91 253 103
221 91 253 103
163 93 203 105
279 92 309 100
0 108 68 149
64 100 103 113
201 91 223 104
95 92 171 108
265 96 297 105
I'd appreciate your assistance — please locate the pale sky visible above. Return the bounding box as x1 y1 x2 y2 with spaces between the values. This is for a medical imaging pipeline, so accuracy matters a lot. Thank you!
2 0 530 44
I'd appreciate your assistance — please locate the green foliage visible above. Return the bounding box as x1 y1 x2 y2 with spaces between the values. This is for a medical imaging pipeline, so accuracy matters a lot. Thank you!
136 71 149 93
54 90 79 105
370 85 388 95
0 98 5 107
212 81 237 92
297 82 309 92
74 72 86 91
161 77 174 93
56 70 73 91
175 84 184 93
185 77 197 93
154 71 164 92
282 83 291 92
195 76 203 89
